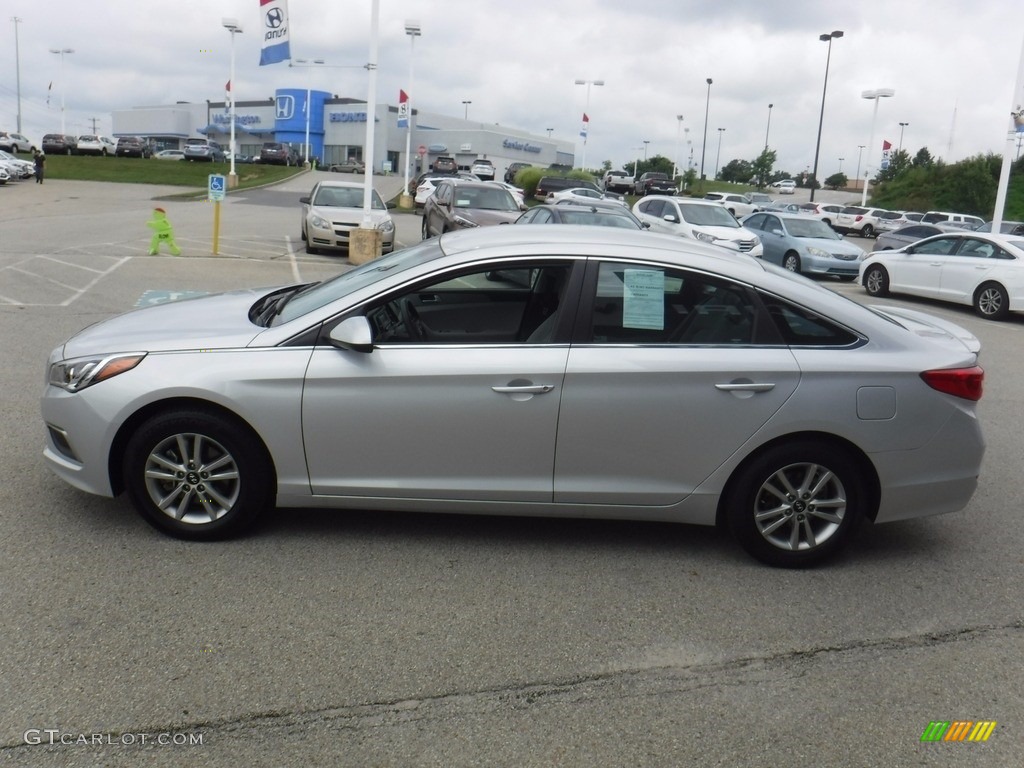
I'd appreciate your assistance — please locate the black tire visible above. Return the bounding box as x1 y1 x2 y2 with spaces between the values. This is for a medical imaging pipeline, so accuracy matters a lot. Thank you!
724 440 865 567
973 281 1010 320
65 147 72 156
421 216 430 240
122 410 273 540
305 242 319 255
861 224 875 238
782 252 801 273
863 265 889 297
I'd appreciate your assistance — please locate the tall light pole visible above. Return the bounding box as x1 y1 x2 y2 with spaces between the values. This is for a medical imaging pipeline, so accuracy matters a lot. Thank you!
546 128 553 137
855 145 866 189
861 88 896 205
764 103 773 151
838 157 844 172
898 121 909 152
715 127 725 179
642 140 650 161
12 18 23 133
699 77 712 187
222 19 242 187
291 57 325 166
461 100 471 120
574 78 604 171
400 19 421 209
809 30 843 202
48 47 74 135
673 114 684 181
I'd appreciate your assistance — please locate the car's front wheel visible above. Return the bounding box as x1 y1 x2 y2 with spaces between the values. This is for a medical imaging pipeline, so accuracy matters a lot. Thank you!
974 281 1010 320
861 224 875 238
724 441 865 567
123 410 273 540
863 265 889 297
782 253 801 272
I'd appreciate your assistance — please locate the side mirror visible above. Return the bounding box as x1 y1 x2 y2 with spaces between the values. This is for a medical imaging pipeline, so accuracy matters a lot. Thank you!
328 316 374 352
386 201 397 209
664 214 679 223
299 196 310 205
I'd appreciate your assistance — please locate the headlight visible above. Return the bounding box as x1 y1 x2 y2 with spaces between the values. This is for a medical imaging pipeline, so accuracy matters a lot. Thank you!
310 214 330 229
749 235 761 246
377 220 395 233
693 231 716 243
453 215 479 228
806 246 831 259
48 353 146 392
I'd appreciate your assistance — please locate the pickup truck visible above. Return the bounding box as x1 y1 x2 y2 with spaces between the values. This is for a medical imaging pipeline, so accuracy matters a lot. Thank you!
602 170 634 194
634 172 676 196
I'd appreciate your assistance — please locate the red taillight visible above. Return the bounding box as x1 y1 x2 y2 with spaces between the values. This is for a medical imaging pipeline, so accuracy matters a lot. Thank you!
921 366 984 401
855 215 864 222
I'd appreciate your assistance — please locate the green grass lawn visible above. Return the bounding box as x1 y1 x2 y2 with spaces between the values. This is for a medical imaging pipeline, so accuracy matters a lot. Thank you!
40 155 303 190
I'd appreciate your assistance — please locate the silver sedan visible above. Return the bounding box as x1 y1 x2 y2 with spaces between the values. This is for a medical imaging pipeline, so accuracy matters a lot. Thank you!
41 227 985 567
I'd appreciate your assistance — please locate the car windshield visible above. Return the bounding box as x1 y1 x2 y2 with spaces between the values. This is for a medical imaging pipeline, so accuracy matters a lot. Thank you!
785 218 841 240
679 203 740 228
313 186 385 209
275 239 444 324
454 188 518 211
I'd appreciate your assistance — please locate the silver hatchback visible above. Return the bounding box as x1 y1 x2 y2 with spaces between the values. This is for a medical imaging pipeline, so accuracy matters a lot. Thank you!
41 227 985 567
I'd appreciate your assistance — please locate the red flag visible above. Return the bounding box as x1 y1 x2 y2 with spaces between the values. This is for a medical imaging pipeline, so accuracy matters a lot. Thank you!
882 140 892 150
225 80 231 92
582 113 589 123
399 89 408 104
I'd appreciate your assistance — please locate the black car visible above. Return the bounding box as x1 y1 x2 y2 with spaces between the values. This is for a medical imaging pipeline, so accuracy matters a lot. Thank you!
259 142 300 166
516 203 646 229
41 134 77 155
504 162 533 184
115 136 153 158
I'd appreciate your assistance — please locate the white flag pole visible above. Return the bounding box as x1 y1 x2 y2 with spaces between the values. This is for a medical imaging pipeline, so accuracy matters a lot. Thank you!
992 34 1024 232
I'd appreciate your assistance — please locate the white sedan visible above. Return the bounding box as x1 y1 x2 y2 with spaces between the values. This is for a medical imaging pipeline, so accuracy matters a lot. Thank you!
771 179 797 195
549 187 626 206
860 231 1024 320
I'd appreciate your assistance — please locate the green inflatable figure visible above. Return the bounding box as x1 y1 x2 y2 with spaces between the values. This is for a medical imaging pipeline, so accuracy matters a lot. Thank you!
147 207 181 255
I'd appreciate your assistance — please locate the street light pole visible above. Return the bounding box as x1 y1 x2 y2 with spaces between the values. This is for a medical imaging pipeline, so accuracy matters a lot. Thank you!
715 127 725 179
699 77 712 187
222 19 242 187
809 30 843 202
48 47 74 136
861 88 896 205
401 20 421 209
573 78 604 172
642 140 650 161
673 114 684 181
462 100 471 120
898 121 909 152
838 157 844 173
764 103 773 150
855 145 866 189
12 17 23 133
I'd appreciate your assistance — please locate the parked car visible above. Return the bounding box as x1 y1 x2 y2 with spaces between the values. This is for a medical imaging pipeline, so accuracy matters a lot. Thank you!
833 206 899 238
154 149 185 161
771 179 796 194
516 203 645 229
535 176 600 200
299 180 395 255
115 136 153 158
329 159 366 174
41 133 77 155
632 196 763 257
431 155 457 174
484 180 526 207
259 142 299 166
183 138 226 162
741 212 865 279
76 135 117 156
0 131 35 153
470 158 495 180
873 223 963 251
974 220 1024 235
704 192 757 218
0 150 34 179
414 173 481 208
921 211 986 229
422 179 523 238
503 161 532 184
634 172 675 196
601 170 634 194
797 202 844 228
860 231 1024 319
40 225 985 567
747 192 774 207
548 187 626 206
0 167 8 184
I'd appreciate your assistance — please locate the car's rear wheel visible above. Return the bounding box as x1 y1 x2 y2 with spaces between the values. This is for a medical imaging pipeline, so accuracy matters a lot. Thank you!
783 253 801 272
724 440 864 567
974 282 1010 320
123 410 273 540
863 265 889 297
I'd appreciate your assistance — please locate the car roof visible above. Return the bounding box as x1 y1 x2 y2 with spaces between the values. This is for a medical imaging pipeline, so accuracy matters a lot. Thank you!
314 180 365 190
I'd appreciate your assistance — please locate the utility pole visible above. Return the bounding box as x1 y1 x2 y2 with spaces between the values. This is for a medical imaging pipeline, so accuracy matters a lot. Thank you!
88 117 100 133
12 17 23 133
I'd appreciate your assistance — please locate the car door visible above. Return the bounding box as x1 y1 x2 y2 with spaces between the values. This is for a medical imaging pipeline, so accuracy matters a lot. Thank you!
936 237 1002 303
747 214 786 266
301 259 582 502
552 260 800 506
886 236 959 297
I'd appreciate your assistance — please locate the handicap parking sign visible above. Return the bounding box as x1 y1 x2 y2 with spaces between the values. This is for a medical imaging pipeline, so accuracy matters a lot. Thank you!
208 174 227 202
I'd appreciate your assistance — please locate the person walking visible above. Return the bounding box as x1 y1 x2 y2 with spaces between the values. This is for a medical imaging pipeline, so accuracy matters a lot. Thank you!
33 150 45 184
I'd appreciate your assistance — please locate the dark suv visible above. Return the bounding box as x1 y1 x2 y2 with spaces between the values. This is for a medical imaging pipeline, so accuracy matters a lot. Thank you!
504 162 532 184
41 134 77 155
431 155 457 174
115 136 153 158
259 142 300 165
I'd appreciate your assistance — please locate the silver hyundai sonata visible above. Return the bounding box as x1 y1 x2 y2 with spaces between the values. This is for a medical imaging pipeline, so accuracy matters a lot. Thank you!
41 226 986 567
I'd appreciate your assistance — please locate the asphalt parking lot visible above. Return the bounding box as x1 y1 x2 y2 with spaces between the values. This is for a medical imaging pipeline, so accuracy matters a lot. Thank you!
1 176 1022 766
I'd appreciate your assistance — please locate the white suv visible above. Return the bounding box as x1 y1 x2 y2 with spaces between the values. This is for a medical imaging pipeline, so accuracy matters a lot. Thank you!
0 131 35 154
470 159 495 180
632 196 763 257
704 192 757 217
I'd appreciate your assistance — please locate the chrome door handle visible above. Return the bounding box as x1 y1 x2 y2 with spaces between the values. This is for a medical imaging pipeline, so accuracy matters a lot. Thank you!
715 382 776 392
492 384 555 394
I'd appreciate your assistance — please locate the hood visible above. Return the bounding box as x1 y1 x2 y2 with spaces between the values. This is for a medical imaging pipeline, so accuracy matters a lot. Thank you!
802 237 864 256
62 289 271 358
870 305 981 354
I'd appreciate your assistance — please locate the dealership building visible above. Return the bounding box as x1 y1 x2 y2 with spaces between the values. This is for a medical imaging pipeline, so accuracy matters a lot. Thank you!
112 89 575 177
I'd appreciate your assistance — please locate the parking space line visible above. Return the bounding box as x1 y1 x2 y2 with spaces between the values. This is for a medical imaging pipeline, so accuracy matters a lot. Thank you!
36 254 111 275
284 235 302 283
60 256 133 306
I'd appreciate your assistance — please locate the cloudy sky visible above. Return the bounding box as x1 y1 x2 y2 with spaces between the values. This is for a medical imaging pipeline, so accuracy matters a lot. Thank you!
3 0 1024 179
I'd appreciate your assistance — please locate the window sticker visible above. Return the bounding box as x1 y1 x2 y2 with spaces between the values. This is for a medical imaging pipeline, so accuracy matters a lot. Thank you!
623 269 665 330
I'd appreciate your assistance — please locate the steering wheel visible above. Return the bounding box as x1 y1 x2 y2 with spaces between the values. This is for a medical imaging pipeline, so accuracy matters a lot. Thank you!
400 299 428 341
